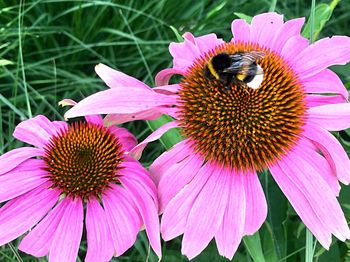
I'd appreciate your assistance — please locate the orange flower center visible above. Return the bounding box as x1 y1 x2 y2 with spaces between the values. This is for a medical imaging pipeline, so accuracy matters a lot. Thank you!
43 122 123 200
178 42 307 172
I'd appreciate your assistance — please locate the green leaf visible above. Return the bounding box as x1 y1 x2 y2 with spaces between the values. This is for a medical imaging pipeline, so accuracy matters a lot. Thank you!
302 0 340 41
243 231 266 262
169 26 183 42
262 173 288 260
0 59 14 66
147 115 182 150
234 12 252 23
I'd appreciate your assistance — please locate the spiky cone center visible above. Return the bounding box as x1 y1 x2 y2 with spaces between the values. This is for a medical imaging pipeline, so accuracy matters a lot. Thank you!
178 42 307 172
43 122 124 200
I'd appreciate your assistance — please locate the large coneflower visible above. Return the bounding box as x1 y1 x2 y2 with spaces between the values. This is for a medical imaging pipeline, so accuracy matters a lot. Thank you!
65 12 350 259
0 114 161 261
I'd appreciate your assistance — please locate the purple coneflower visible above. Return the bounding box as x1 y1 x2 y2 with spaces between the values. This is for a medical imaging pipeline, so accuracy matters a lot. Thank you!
0 114 161 261
65 12 350 259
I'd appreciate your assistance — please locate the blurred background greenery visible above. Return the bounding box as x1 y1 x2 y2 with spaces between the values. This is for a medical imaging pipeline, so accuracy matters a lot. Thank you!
0 0 350 261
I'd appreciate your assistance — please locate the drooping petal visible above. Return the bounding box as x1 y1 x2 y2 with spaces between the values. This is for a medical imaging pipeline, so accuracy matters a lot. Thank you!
64 88 177 120
215 170 246 260
153 84 181 94
303 123 350 184
102 185 142 256
157 152 203 212
155 69 185 86
95 63 150 90
0 184 59 246
271 17 305 53
150 139 191 185
294 36 350 79
161 163 213 241
270 161 332 248
118 176 161 258
85 197 114 262
107 126 137 152
231 19 250 43
0 147 44 175
103 109 163 126
302 69 348 99
243 171 267 235
305 95 346 107
49 198 84 262
182 164 230 260
0 159 48 203
19 198 69 257
294 137 340 196
119 157 158 207
250 12 284 49
308 103 350 131
271 149 350 247
13 115 67 148
129 121 179 159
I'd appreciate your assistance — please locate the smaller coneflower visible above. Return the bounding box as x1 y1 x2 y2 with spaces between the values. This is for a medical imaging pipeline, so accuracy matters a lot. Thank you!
0 113 161 261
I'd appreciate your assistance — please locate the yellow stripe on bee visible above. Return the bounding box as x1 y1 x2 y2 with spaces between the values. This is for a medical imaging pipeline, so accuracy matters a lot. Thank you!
208 59 220 80
236 74 245 81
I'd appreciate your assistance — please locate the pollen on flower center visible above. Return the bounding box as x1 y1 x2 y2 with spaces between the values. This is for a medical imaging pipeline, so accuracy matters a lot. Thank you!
43 122 123 200
178 42 307 172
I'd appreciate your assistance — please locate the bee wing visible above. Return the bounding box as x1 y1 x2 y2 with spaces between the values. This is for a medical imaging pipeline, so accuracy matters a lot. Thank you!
223 64 264 76
229 51 265 62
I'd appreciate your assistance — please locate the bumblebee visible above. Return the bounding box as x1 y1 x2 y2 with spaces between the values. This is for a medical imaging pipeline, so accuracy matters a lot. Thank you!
204 51 265 91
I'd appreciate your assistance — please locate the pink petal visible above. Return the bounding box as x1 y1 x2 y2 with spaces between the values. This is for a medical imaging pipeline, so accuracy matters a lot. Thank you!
150 139 191 185
243 171 267 235
169 33 224 71
0 184 59 246
281 35 309 62
155 69 185 86
153 84 181 94
95 63 150 90
129 121 179 160
308 103 350 131
85 197 114 262
103 185 142 255
19 198 69 257
158 152 203 212
182 164 230 260
302 69 348 99
85 115 104 126
49 198 83 262
107 126 137 152
271 18 305 53
13 115 67 148
294 137 340 196
0 159 48 203
215 170 246 259
103 109 163 126
64 88 177 120
294 36 350 79
161 163 213 240
303 123 350 184
270 161 332 248
231 19 250 43
119 157 158 208
0 147 44 175
305 94 346 107
250 12 284 49
272 149 350 246
118 176 161 258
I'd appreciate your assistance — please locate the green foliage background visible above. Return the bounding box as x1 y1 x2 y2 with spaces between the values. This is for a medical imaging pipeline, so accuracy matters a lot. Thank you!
0 0 350 261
